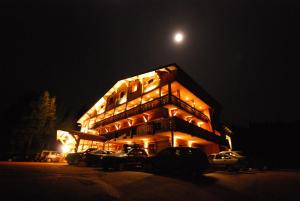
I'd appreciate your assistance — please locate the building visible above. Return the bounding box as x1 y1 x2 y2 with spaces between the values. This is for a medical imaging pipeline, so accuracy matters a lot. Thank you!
57 64 232 154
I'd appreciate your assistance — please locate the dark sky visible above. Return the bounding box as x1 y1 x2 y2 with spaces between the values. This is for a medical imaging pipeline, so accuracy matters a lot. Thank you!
1 0 299 125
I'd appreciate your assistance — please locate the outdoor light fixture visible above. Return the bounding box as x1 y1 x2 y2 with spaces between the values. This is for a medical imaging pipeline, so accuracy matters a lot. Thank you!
61 144 71 153
115 123 120 130
188 140 195 148
127 119 133 127
170 108 178 117
143 114 149 122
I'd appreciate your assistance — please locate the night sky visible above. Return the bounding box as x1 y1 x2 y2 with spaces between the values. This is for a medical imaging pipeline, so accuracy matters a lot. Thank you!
1 0 299 126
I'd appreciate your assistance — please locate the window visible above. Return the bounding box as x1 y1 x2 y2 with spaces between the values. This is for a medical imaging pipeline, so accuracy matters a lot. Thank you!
108 97 114 105
132 83 138 93
120 91 125 99
148 79 154 84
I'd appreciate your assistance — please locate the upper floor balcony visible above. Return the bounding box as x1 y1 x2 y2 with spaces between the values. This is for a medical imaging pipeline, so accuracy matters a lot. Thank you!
90 95 210 129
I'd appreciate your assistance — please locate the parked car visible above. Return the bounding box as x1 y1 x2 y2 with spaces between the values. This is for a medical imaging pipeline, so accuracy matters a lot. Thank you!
101 148 148 170
65 148 97 165
149 147 209 176
83 150 113 166
208 150 247 171
38 150 63 162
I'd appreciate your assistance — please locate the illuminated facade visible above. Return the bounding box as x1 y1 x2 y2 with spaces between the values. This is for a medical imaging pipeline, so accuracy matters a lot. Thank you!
57 64 232 154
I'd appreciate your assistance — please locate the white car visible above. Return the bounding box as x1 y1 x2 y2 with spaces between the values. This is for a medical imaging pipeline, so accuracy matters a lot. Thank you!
39 150 63 162
208 151 247 170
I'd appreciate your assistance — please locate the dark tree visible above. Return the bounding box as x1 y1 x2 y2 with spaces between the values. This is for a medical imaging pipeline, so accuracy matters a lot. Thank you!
2 90 56 157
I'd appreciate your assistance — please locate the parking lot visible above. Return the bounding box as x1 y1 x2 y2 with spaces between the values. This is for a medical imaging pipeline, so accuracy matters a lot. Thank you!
0 162 299 201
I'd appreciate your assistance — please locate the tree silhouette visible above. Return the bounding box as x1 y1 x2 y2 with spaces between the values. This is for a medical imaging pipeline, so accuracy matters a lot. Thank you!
3 90 56 157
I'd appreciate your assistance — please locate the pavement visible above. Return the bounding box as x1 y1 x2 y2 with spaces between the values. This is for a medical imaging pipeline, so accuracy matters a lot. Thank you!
0 162 300 201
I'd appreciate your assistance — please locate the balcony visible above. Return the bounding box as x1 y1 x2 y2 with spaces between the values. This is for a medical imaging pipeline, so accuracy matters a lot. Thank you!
101 117 226 145
91 95 209 129
172 117 226 145
170 95 210 122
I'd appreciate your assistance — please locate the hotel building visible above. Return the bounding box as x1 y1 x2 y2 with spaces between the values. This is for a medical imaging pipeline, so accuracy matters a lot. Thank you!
57 64 232 155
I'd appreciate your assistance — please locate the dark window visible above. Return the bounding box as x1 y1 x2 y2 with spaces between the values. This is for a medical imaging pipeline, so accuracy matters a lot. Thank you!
108 97 114 105
120 91 125 99
148 79 154 84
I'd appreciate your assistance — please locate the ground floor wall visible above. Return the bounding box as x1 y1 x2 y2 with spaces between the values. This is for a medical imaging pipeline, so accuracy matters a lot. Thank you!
57 130 221 155
99 132 220 155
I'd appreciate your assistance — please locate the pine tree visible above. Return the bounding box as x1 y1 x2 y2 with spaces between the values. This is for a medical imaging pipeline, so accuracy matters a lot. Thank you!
6 90 57 156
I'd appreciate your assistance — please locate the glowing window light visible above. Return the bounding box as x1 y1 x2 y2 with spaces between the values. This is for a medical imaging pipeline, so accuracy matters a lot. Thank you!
197 121 204 127
143 84 157 93
188 140 195 148
132 84 138 92
119 97 127 105
174 136 181 147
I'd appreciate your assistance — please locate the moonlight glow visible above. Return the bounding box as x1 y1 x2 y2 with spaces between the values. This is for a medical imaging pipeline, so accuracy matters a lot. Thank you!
174 32 184 43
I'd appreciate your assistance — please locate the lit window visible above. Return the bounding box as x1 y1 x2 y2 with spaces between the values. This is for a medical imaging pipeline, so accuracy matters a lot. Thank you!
132 83 138 92
119 91 127 104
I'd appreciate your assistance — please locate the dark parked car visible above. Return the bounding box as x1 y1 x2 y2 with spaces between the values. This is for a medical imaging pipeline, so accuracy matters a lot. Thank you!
83 150 113 166
150 147 209 175
65 148 97 165
102 148 148 170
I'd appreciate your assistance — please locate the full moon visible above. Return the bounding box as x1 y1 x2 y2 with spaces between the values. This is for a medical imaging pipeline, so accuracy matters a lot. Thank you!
174 32 184 43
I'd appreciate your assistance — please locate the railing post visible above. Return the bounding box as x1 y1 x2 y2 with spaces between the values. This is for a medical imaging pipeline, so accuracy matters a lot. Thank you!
168 82 172 104
170 117 174 147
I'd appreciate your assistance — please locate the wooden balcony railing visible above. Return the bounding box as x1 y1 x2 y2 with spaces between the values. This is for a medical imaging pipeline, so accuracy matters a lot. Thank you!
91 94 209 129
170 96 210 122
101 117 226 145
